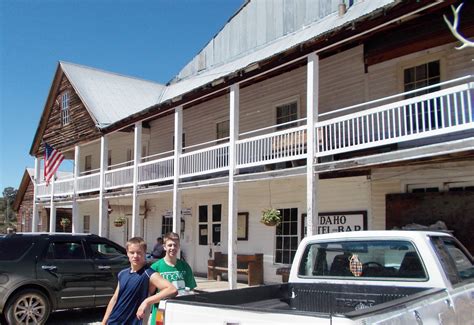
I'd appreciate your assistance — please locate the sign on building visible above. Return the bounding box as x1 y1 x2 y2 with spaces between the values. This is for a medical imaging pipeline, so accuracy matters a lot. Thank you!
317 211 367 234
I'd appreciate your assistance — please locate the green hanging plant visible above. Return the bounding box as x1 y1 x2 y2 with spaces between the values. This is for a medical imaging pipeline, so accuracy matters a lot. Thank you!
114 216 126 227
60 217 71 228
260 208 281 226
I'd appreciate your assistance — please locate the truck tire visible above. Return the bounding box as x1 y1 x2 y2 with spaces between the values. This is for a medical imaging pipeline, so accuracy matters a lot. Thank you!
5 289 51 325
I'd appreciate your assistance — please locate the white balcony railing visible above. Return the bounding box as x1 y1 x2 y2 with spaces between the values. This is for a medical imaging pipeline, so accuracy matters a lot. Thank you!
36 77 473 199
138 156 174 185
77 172 100 194
315 80 474 157
36 183 51 198
104 165 134 190
236 125 307 168
54 178 74 196
180 143 229 178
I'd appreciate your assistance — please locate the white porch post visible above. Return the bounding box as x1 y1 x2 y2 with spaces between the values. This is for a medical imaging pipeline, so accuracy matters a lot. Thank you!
228 84 239 289
32 157 40 232
49 176 56 232
132 122 142 237
72 145 80 233
306 53 319 237
99 135 109 237
172 106 183 233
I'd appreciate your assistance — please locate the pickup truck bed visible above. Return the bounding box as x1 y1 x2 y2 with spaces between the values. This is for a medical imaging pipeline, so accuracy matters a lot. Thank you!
172 283 430 315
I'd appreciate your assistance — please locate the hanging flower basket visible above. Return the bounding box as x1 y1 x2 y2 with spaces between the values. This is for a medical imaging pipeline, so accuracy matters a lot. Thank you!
60 218 71 228
260 208 281 226
114 216 126 227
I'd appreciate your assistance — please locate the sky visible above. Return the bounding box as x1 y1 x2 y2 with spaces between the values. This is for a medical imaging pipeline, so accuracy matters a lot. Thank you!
0 0 243 191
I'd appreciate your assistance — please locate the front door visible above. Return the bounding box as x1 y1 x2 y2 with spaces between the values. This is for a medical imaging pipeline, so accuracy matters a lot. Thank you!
195 204 223 274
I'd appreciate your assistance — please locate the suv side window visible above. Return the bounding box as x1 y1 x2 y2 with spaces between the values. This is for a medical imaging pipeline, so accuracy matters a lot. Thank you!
0 237 34 260
89 241 125 260
46 241 85 260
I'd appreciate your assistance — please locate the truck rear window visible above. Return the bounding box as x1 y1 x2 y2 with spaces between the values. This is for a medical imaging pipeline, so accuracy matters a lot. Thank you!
298 240 427 280
0 237 34 260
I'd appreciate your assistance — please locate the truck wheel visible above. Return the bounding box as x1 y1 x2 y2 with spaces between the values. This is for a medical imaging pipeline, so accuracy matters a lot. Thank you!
5 289 50 325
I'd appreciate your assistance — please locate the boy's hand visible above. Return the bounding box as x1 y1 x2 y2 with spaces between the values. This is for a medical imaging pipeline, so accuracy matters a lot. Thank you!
136 301 147 320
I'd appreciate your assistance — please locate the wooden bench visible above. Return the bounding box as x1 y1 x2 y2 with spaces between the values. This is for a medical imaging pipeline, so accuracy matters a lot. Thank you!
207 252 264 286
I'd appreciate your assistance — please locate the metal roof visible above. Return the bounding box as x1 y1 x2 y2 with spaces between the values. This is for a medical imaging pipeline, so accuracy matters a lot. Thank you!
60 61 166 127
162 0 395 102
59 0 397 129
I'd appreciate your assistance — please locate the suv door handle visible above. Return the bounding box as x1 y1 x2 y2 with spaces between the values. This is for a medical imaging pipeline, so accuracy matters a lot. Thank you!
41 265 57 271
98 265 111 270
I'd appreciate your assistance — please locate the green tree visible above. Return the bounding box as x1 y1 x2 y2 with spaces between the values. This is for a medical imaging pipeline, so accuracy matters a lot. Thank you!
1 187 17 231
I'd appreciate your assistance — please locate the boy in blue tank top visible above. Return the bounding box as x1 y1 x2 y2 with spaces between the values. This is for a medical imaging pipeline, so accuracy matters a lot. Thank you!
101 237 177 325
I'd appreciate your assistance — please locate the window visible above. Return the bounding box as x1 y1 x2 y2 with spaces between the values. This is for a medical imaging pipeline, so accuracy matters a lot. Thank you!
61 92 70 125
298 240 427 279
216 120 229 142
430 236 474 283
404 60 441 132
46 241 85 260
85 155 92 173
89 241 125 259
108 150 112 167
198 204 222 246
83 215 90 233
162 215 173 236
275 208 299 264
126 148 132 166
276 101 298 130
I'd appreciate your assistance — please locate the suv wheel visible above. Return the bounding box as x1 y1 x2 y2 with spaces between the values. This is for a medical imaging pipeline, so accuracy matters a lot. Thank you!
5 289 51 325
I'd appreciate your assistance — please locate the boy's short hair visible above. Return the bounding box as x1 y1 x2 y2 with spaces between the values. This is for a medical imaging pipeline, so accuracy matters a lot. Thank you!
163 232 180 244
126 237 147 252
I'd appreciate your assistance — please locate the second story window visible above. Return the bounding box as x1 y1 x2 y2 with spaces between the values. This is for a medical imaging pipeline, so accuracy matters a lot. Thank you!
61 91 70 126
276 101 298 130
108 150 112 167
85 155 92 173
216 120 229 143
404 60 441 131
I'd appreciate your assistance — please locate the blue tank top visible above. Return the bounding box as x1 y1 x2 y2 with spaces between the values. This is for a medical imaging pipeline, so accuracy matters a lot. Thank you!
107 266 155 325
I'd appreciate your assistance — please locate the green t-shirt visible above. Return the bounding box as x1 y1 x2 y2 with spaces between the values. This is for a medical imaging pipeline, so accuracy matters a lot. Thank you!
150 258 197 324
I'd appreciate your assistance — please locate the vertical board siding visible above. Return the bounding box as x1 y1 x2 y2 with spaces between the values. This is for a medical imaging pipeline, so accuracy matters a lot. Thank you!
41 76 101 155
19 180 35 232
319 46 367 115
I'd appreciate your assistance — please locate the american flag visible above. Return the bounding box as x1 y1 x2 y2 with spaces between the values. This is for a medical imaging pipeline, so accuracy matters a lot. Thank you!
44 142 64 185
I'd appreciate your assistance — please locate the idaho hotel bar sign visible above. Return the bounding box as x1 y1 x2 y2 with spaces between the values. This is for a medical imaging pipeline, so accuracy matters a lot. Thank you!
317 211 367 234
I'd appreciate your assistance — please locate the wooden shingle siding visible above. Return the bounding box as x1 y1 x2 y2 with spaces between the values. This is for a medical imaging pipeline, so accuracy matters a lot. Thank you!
40 75 101 155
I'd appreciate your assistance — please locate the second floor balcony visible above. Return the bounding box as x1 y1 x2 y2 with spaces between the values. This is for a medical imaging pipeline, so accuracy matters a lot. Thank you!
36 76 474 199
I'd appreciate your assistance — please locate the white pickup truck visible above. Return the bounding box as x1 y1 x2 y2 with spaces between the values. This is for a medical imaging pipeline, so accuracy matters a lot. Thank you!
157 231 474 325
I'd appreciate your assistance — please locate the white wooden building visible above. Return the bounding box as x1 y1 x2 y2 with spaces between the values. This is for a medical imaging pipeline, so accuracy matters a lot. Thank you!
27 0 474 286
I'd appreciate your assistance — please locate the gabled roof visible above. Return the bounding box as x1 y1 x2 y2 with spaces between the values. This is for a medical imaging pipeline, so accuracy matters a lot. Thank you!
60 61 166 127
30 62 166 155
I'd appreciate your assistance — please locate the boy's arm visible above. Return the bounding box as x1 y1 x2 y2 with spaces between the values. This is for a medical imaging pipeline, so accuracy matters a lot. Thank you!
101 283 120 325
136 272 177 320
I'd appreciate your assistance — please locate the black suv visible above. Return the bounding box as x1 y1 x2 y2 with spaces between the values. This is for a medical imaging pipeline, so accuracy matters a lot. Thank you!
0 232 129 324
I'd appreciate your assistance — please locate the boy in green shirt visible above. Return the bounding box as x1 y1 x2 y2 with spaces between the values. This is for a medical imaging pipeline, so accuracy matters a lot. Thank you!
150 232 197 324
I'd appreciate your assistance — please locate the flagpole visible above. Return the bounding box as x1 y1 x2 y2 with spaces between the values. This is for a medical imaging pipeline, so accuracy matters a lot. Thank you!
49 174 56 232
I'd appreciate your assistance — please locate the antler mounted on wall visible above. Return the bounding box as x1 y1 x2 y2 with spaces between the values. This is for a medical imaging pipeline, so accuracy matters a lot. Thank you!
443 3 474 50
